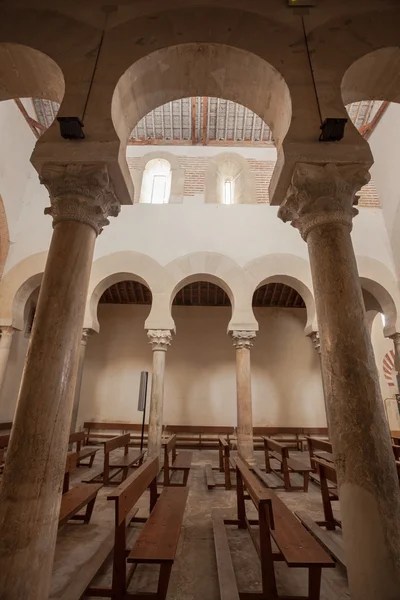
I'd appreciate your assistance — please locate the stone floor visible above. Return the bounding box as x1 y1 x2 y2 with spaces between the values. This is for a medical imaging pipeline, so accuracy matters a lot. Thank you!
50 449 349 599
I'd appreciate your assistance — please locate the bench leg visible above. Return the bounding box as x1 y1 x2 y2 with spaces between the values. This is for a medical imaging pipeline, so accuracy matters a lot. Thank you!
157 562 172 600
89 453 96 468
303 471 310 493
308 566 322 600
84 496 97 524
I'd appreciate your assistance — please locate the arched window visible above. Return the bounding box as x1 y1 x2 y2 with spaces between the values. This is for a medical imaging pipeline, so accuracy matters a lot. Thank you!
223 178 233 204
140 158 172 204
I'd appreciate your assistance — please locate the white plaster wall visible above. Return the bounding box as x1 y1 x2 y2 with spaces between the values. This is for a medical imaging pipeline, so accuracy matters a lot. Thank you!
369 102 400 279
77 304 326 429
126 145 277 161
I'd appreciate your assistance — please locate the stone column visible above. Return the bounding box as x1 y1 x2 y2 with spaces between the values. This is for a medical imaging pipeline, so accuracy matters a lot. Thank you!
0 326 15 394
279 162 400 600
70 328 93 434
0 163 120 600
390 333 400 393
231 330 256 464
147 329 172 458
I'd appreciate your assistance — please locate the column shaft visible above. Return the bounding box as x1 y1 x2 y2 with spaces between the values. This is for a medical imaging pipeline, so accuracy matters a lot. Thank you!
148 350 166 458
236 346 254 462
0 162 120 600
232 331 256 464
308 222 400 597
147 330 171 459
0 221 96 599
279 162 400 599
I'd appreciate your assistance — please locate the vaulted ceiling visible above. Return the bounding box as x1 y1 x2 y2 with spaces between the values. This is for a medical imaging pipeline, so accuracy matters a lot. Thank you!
32 97 386 146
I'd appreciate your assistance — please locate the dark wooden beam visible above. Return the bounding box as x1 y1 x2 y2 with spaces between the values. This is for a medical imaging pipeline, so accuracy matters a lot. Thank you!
14 99 46 139
191 97 197 145
361 101 390 140
202 97 208 145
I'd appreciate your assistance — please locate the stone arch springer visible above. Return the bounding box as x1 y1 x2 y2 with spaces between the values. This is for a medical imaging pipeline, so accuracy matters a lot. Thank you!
165 252 258 333
85 251 175 333
0 252 47 330
356 255 400 337
244 254 317 336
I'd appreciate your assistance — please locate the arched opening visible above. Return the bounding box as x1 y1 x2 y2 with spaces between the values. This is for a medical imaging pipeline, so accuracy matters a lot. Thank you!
113 43 291 147
78 279 153 428
251 282 325 428
127 96 276 205
139 158 172 204
167 280 234 426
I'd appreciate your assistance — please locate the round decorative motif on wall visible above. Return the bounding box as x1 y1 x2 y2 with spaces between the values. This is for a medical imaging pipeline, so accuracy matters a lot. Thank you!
383 350 396 387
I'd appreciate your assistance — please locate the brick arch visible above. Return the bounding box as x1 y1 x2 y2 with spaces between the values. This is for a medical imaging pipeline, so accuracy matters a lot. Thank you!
0 194 9 281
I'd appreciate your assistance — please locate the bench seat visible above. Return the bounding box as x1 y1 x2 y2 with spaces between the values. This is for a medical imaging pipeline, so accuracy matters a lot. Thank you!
287 457 313 473
110 449 144 469
59 483 102 528
128 486 189 564
171 451 193 486
77 446 100 467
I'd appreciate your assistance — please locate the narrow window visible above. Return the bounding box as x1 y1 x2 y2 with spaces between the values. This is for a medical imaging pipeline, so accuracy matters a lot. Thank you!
224 179 233 204
151 174 167 204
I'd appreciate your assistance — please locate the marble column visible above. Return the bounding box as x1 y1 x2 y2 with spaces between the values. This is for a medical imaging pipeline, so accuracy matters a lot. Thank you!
147 329 172 458
0 326 15 394
70 328 93 434
232 330 256 464
0 163 120 600
279 162 400 600
390 333 400 393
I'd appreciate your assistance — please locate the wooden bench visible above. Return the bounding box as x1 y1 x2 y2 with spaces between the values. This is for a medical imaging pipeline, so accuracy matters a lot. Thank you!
164 425 235 449
206 436 233 490
59 452 102 528
83 433 145 486
296 459 345 569
213 456 334 599
69 431 100 467
84 456 189 599
263 437 312 491
162 434 192 486
84 421 150 446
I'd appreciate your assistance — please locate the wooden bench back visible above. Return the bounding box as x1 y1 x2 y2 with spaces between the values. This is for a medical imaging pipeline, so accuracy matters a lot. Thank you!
307 437 333 454
163 434 177 454
263 437 289 457
105 433 130 454
0 421 12 432
0 434 10 449
314 458 337 485
84 421 149 432
234 456 274 522
165 425 234 435
108 456 159 526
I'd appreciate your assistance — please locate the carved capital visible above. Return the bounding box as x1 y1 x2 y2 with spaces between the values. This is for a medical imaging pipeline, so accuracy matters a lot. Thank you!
309 331 321 354
231 330 256 350
147 329 172 351
41 163 120 236
278 163 370 240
